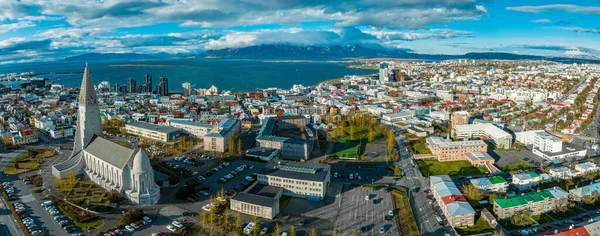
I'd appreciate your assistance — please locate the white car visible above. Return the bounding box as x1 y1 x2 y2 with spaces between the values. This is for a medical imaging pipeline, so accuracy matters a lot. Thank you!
245 176 254 181
124 225 134 232
130 223 139 229
388 210 394 216
166 225 177 232
115 229 123 235
172 220 183 228
365 195 370 201
260 227 269 235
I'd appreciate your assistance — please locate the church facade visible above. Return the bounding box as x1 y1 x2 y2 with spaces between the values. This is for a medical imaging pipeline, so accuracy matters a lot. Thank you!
52 64 160 205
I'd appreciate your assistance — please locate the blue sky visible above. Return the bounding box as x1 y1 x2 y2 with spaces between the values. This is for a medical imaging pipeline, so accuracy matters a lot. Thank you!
1 0 599 64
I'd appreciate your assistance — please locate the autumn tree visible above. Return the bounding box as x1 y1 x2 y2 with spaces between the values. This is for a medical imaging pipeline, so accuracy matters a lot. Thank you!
272 224 281 236
309 228 318 236
386 129 395 154
511 210 534 227
289 226 296 236
235 213 242 234
461 184 484 201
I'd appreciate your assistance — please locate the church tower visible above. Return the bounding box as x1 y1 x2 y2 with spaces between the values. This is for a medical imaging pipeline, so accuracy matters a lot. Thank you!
72 64 104 156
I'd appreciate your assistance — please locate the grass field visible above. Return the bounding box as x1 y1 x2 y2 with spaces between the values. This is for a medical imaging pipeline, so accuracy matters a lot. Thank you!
3 148 54 175
417 160 489 177
411 142 432 154
455 217 494 235
331 139 360 159
74 217 105 230
390 187 420 236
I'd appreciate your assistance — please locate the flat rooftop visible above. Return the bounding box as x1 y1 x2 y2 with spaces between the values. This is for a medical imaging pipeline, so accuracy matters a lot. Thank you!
258 160 330 182
127 121 181 134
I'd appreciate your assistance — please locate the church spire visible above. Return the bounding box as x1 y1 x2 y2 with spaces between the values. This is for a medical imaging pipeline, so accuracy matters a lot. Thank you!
79 63 98 106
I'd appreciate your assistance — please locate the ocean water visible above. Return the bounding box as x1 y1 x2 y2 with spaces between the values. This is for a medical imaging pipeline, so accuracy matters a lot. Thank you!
0 59 374 91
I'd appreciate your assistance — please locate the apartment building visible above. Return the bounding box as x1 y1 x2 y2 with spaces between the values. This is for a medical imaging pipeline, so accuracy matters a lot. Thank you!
493 187 568 219
203 119 241 153
256 116 315 160
257 160 330 201
430 175 476 228
125 121 182 142
511 171 542 191
451 111 470 129
575 162 599 174
453 123 513 149
426 136 487 162
569 182 600 202
230 184 282 219
166 119 213 138
470 176 508 193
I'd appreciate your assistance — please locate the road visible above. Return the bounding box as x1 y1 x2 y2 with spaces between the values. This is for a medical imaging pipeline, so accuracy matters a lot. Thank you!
0 150 27 236
394 134 452 236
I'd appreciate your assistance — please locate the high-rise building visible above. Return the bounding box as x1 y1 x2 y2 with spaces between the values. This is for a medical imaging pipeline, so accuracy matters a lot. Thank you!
143 74 152 93
451 111 470 135
379 63 388 82
127 77 137 93
392 69 405 82
182 82 191 96
157 76 169 96
111 83 120 93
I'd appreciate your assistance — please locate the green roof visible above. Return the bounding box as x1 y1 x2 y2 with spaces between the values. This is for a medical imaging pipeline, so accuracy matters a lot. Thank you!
494 191 554 209
528 171 540 177
489 176 506 184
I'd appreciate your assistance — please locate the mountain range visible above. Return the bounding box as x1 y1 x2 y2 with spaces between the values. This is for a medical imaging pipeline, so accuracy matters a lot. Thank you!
64 45 600 63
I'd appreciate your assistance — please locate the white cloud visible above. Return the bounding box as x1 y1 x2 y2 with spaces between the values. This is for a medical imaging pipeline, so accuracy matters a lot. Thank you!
531 19 551 23
506 4 600 15
570 27 600 34
0 21 36 34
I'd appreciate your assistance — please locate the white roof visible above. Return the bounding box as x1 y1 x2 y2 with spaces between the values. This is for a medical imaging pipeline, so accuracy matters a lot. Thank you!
454 123 511 139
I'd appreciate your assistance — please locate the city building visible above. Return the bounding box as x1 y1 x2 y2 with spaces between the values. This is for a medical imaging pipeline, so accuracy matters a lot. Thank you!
452 123 513 149
511 171 542 191
182 82 191 96
575 162 599 174
382 111 414 124
569 182 600 202
143 74 152 93
127 77 137 93
157 76 169 96
470 176 508 193
465 152 496 167
451 111 470 131
493 187 568 219
426 136 488 162
230 184 282 219
379 63 388 82
166 119 213 138
52 64 160 205
430 175 476 228
257 160 330 201
203 119 241 153
125 121 182 143
515 130 546 146
256 116 315 160
548 166 576 179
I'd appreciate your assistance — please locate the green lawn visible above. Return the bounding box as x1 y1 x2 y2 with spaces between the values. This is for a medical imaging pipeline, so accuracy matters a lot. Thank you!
502 163 531 171
411 143 432 154
331 139 360 159
3 161 41 175
417 160 489 177
342 127 369 141
3 148 54 175
73 217 105 230
390 187 420 236
455 217 494 235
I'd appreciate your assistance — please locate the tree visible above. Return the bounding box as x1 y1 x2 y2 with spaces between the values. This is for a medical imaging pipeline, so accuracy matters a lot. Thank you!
386 129 395 154
461 184 484 201
368 125 376 143
235 213 242 233
489 193 497 203
289 226 296 236
511 210 534 227
272 224 281 236
252 216 261 236
349 123 355 140
309 228 318 236
332 229 337 236
223 208 230 230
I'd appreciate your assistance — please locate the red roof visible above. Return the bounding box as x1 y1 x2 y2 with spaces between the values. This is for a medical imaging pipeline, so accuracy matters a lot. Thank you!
487 98 496 101
540 226 590 236
441 195 467 205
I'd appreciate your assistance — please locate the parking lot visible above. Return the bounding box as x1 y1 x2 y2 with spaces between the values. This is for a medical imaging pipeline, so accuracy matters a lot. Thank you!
3 175 73 236
490 149 543 168
198 159 266 194
335 186 398 235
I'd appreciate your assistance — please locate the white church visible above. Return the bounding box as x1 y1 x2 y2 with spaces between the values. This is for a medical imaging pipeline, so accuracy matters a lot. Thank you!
52 64 160 205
